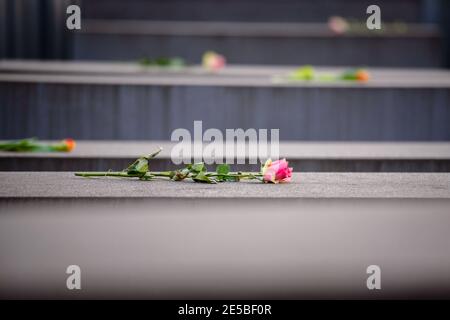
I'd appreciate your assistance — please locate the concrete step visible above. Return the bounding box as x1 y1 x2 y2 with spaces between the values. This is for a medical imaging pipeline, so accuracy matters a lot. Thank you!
2 141 450 172
2 60 450 80
1 62 449 141
0 172 449 298
1 172 449 198
83 0 426 23
72 20 442 67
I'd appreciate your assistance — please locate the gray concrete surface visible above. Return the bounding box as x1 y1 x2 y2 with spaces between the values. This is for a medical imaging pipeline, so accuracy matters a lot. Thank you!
80 20 439 38
2 141 450 172
73 20 442 67
2 141 450 159
3 61 450 81
1 198 450 299
1 65 450 141
1 170 450 298
1 172 449 199
1 61 450 87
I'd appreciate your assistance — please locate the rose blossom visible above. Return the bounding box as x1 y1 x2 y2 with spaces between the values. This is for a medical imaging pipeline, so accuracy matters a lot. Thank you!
261 159 293 183
328 16 350 35
202 51 226 71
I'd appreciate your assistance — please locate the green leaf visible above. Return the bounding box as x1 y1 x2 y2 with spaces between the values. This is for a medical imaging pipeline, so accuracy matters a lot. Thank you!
192 171 216 184
124 148 162 175
225 176 240 182
216 164 230 175
214 164 230 182
290 65 315 81
190 162 205 173
0 137 43 152
125 157 148 175
147 147 163 159
172 168 190 181
226 171 242 182
139 57 185 68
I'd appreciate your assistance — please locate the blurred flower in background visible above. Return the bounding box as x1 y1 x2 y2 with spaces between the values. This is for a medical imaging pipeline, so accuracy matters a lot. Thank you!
0 138 76 152
202 51 226 71
328 16 350 35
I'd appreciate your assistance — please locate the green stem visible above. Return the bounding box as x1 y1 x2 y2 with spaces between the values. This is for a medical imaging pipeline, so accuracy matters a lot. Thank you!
75 172 134 178
74 171 173 178
207 172 262 178
74 171 263 179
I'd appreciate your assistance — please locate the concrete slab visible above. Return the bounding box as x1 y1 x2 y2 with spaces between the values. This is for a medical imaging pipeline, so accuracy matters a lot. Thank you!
1 64 450 141
2 141 450 160
73 20 442 67
2 141 450 172
1 171 450 298
3 60 450 78
0 172 449 199
80 20 439 38
1 197 450 298
1 61 450 87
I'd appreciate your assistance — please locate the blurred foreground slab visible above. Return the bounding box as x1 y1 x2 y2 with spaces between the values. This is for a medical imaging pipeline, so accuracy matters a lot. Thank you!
0 172 449 298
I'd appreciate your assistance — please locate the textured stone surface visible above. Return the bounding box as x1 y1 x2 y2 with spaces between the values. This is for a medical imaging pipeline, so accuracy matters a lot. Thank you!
2 61 450 85
2 141 450 159
72 20 442 67
2 141 450 172
2 198 450 299
1 172 449 199
2 63 450 87
1 67 450 141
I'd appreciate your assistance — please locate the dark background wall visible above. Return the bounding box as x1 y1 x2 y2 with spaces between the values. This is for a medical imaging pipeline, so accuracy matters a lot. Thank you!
0 0 79 60
0 0 448 66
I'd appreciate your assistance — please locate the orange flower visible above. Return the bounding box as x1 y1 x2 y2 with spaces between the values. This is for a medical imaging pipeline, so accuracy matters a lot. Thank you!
356 69 370 82
62 138 76 152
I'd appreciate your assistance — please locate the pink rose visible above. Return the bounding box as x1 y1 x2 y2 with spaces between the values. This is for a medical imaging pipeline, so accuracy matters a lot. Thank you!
261 159 293 183
328 16 349 35
202 51 226 71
